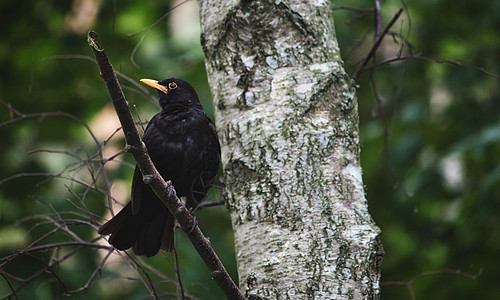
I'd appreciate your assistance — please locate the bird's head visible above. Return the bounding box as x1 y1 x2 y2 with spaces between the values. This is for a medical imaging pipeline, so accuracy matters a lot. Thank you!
140 77 201 109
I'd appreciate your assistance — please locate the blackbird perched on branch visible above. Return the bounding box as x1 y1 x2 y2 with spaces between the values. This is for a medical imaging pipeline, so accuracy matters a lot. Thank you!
98 78 221 257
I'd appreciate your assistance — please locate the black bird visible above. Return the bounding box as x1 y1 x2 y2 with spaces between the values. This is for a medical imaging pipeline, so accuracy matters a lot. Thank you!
98 78 221 257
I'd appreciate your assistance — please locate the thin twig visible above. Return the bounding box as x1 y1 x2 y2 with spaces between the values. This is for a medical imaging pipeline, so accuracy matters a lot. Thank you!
353 8 404 80
374 0 382 39
1 240 109 299
127 0 191 67
331 6 374 13
173 247 186 299
198 200 225 209
382 269 482 300
28 55 156 104
122 251 160 299
369 71 413 198
364 55 500 79
0 272 19 300
64 249 114 296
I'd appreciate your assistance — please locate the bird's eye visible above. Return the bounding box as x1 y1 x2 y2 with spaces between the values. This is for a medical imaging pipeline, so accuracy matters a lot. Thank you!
168 82 178 90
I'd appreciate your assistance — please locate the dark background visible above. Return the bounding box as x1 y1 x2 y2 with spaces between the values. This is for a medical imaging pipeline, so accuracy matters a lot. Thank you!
0 0 498 299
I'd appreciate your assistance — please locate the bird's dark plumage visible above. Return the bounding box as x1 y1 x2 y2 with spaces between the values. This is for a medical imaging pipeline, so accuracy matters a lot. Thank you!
98 78 221 257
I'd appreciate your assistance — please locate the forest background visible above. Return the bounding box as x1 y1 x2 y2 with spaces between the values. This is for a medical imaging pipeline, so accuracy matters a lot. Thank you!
0 0 498 299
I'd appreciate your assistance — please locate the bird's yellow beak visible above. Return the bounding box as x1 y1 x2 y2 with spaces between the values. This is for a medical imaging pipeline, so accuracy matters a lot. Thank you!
140 79 169 94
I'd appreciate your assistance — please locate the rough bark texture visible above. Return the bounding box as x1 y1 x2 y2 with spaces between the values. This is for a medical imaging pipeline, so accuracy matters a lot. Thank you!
199 0 383 298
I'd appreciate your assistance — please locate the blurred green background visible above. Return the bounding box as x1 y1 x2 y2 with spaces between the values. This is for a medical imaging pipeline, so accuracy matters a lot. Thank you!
0 0 498 299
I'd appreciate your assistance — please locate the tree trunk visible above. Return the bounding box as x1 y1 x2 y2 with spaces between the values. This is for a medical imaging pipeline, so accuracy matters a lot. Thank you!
199 0 383 298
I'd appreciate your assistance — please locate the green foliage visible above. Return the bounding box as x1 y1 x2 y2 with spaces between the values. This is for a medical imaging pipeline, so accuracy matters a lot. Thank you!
0 0 498 299
335 0 500 299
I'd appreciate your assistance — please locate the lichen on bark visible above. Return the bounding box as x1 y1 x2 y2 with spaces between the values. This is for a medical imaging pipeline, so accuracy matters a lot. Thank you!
199 0 383 298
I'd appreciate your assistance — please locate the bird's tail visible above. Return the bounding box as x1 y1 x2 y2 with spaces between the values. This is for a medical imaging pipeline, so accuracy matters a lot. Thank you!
98 203 174 257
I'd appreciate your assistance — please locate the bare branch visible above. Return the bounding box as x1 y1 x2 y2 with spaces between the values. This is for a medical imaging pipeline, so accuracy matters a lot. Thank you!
173 247 186 299
87 31 245 300
382 269 483 300
0 99 116 215
126 0 191 67
369 72 413 198
332 6 374 16
364 55 500 79
374 0 382 38
64 249 114 296
197 200 225 209
28 54 156 103
0 272 18 300
353 8 404 80
0 65 194 300
0 239 111 299
120 251 161 298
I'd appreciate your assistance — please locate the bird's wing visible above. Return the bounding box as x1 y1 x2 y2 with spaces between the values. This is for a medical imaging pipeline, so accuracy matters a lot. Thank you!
131 115 160 215
131 166 144 215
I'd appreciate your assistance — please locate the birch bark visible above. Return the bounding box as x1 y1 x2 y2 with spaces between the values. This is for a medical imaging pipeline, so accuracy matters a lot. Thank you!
199 0 383 298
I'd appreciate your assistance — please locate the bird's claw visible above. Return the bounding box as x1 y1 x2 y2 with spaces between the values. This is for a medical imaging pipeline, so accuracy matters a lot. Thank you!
189 216 198 233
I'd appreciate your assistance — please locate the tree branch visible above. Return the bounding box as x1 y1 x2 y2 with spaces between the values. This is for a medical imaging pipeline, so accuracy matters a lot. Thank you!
87 31 245 300
381 269 482 300
364 54 500 79
353 8 403 80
